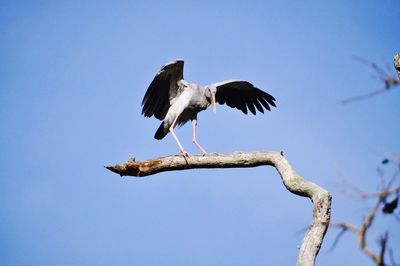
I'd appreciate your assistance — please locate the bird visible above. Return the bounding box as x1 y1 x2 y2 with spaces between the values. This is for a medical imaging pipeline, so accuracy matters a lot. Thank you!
141 59 276 156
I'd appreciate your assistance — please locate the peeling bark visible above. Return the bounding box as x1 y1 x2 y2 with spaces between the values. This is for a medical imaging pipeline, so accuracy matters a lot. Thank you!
106 151 331 266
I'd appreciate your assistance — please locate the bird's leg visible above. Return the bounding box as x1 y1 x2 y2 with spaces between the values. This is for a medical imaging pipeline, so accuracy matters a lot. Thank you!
169 117 190 157
191 119 207 155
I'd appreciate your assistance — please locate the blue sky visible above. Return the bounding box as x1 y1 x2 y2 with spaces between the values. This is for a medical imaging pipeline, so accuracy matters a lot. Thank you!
1 1 399 265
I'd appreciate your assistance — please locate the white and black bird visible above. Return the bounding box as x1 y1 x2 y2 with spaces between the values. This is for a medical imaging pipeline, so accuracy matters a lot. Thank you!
141 59 276 156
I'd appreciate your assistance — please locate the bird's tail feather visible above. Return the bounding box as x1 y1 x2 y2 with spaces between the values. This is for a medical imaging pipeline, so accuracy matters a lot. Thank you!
154 122 169 140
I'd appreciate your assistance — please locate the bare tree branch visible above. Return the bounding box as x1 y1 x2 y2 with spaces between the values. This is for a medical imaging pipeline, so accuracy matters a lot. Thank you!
340 56 400 105
327 222 358 253
330 221 359 233
331 187 399 265
106 151 332 266
331 194 387 266
330 156 400 266
340 87 390 105
379 232 389 266
353 56 390 76
327 228 348 253
358 195 384 265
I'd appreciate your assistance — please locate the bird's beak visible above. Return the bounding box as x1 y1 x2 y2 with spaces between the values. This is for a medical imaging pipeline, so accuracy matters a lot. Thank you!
211 94 216 114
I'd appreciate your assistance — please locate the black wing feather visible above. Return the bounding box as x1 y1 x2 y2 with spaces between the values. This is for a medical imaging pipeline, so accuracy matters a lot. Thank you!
246 95 257 115
258 97 271 111
141 60 184 120
253 98 264 113
213 80 276 115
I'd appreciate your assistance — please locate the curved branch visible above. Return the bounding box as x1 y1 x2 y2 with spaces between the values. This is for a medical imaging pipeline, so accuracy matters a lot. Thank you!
331 185 398 266
339 55 400 105
340 87 389 105
358 197 383 265
106 151 331 266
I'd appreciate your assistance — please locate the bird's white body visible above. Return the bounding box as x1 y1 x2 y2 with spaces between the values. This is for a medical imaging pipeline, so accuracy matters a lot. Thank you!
165 83 209 127
141 59 276 156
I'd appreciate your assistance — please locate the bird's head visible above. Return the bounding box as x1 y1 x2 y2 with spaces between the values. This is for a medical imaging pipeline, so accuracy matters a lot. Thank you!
205 85 217 114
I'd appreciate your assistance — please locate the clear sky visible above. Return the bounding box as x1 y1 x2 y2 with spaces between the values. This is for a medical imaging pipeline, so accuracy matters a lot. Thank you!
1 1 399 265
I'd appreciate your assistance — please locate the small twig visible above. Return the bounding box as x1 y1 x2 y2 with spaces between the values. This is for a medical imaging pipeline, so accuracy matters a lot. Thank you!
357 186 400 200
327 228 347 253
331 177 399 265
340 56 400 105
386 169 400 190
340 87 390 105
332 188 394 265
330 221 359 233
328 222 358 253
353 56 389 76
358 192 385 265
379 232 389 266
327 222 359 253
333 162 367 199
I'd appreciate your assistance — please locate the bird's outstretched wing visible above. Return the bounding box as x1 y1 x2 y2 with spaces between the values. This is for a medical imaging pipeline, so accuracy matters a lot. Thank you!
141 59 184 120
211 80 276 115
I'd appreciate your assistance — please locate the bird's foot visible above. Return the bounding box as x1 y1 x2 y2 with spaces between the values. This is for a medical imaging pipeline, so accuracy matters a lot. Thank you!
179 149 190 158
199 150 212 156
193 142 207 155
199 149 207 156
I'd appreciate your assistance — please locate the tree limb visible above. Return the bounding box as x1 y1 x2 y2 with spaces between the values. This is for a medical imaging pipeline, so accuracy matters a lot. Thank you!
106 151 331 266
340 87 390 105
331 180 399 266
358 195 384 266
340 55 400 105
379 232 388 266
